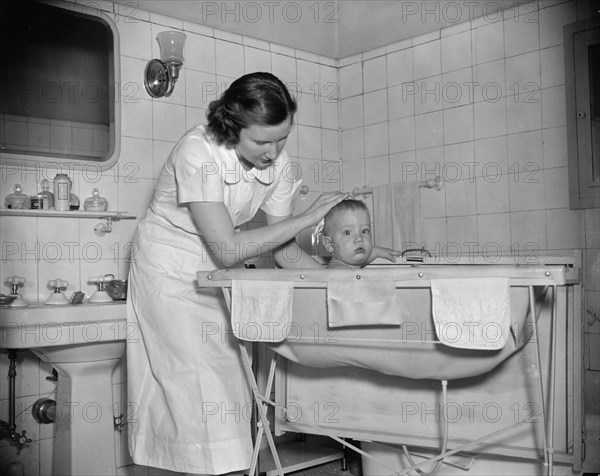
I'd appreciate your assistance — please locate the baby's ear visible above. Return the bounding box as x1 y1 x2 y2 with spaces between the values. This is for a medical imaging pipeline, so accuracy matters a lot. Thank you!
322 235 335 253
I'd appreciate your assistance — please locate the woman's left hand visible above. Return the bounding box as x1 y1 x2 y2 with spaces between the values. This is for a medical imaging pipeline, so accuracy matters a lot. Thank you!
369 246 402 263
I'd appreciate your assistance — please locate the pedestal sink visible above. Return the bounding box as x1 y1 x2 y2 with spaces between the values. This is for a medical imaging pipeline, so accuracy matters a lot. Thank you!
0 302 127 476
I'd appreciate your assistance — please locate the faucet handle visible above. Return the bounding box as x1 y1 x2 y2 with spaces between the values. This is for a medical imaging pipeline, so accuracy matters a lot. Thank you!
5 277 28 307
46 279 69 305
6 276 25 286
48 279 68 291
89 276 110 292
88 276 113 303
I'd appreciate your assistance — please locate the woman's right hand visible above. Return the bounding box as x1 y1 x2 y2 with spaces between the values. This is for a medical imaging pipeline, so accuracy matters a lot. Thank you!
301 191 349 225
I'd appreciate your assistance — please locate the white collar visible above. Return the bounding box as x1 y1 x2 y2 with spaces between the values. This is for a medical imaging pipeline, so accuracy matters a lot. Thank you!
221 148 276 185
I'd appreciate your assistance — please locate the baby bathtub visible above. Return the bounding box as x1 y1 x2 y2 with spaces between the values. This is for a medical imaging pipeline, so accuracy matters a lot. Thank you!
197 264 566 380
196 260 581 475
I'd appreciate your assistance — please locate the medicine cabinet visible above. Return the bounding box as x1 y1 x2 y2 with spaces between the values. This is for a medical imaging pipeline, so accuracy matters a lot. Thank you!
0 0 120 171
564 18 600 209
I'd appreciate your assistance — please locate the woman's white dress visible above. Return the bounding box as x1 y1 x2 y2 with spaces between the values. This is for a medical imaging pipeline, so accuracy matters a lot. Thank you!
126 125 300 474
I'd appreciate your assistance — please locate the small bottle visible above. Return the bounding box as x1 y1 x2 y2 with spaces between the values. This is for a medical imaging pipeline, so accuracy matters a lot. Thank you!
38 179 55 209
84 188 108 211
53 174 72 211
70 193 80 211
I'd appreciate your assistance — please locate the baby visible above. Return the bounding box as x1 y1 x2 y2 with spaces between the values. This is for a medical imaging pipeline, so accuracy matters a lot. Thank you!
322 199 373 269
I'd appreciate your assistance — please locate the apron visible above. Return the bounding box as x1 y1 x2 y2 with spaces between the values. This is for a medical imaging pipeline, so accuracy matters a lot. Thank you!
127 126 300 474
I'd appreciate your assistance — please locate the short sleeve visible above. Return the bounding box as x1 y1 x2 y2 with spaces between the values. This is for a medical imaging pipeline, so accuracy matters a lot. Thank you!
174 132 224 204
261 155 302 217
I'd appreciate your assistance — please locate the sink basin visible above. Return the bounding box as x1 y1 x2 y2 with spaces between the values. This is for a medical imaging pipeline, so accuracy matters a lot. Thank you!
0 302 128 475
0 302 127 349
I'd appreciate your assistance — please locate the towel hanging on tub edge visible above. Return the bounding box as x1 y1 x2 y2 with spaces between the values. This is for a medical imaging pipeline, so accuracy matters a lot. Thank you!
326 280 406 328
430 277 511 350
231 280 294 342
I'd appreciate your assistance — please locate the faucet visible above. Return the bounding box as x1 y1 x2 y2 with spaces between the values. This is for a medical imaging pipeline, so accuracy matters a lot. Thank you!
401 248 432 263
4 276 28 307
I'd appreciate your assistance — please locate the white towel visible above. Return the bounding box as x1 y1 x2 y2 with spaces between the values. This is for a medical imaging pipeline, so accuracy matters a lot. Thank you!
327 281 404 328
430 278 511 350
372 182 422 250
231 280 294 342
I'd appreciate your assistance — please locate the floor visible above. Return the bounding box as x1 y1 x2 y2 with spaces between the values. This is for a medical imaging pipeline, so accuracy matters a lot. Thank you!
120 412 599 476
288 461 358 476
286 413 600 476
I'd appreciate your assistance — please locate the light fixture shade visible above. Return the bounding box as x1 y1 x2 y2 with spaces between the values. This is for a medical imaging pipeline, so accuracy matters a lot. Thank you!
156 31 186 64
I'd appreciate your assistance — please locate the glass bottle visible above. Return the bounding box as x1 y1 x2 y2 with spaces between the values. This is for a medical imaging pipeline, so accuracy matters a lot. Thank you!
84 188 108 212
4 184 30 209
37 179 55 209
70 193 80 211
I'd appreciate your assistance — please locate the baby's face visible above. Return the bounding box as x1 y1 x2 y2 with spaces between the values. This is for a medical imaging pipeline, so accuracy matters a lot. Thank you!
325 208 373 267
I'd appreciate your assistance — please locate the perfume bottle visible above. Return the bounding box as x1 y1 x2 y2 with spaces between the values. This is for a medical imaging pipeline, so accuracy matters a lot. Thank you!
84 188 108 212
4 184 30 209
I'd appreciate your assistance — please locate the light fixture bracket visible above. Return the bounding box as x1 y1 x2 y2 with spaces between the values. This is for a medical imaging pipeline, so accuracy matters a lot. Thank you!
145 59 175 98
144 31 186 98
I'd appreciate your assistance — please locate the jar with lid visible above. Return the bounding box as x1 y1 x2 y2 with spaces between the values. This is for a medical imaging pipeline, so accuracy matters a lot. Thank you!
84 188 108 212
4 184 30 209
53 174 72 211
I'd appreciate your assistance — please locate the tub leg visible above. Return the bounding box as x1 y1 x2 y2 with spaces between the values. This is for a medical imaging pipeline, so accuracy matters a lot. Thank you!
220 288 284 476
528 285 555 475
340 438 349 472
240 343 284 476
545 285 558 476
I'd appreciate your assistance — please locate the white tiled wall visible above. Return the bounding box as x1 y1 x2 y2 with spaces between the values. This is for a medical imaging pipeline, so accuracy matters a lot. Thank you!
1 0 598 474
336 0 599 372
0 1 339 473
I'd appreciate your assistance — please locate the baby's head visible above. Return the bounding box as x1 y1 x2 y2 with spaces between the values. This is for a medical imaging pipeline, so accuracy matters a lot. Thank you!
322 199 373 268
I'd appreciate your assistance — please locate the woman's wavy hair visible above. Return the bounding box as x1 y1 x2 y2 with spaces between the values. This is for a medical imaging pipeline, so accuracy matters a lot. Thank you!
206 72 297 146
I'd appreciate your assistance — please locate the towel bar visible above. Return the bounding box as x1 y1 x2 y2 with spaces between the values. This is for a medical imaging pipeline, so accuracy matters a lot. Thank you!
298 177 444 196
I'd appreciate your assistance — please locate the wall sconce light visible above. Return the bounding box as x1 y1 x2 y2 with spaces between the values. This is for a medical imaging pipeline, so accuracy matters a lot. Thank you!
144 31 187 98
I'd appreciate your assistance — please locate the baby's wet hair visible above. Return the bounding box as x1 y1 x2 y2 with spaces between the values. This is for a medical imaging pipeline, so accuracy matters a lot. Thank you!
323 199 369 235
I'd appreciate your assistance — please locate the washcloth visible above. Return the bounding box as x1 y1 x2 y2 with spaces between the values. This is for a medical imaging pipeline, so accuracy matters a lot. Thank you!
327 280 404 328
231 280 294 342
430 278 511 350
372 182 422 250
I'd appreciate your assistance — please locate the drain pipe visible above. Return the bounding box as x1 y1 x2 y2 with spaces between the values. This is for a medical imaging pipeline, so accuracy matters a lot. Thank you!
0 350 32 450
32 368 58 424
32 398 56 424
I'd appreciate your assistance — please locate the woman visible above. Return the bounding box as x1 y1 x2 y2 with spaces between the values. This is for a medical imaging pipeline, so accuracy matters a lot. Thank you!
126 72 347 476
127 72 397 475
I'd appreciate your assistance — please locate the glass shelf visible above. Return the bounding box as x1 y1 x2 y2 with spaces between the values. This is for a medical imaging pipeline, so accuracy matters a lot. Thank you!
0 209 136 220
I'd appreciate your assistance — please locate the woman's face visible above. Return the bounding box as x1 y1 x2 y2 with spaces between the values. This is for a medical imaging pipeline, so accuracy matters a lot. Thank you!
235 117 292 170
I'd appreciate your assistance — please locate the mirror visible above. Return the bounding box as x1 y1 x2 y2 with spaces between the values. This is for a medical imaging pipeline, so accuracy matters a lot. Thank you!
565 18 600 209
0 0 120 171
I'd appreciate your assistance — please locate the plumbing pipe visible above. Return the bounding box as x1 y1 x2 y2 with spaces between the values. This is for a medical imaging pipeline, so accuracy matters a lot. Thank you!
0 351 32 450
32 398 56 424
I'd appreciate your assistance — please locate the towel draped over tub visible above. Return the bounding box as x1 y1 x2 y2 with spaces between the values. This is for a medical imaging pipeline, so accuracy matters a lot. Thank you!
224 274 534 380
